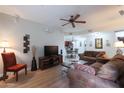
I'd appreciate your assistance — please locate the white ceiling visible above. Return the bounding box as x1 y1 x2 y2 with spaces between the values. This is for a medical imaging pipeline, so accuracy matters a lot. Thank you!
0 5 124 34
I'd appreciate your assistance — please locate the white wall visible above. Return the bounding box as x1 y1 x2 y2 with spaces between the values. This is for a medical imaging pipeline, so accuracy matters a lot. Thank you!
83 31 116 57
0 12 64 76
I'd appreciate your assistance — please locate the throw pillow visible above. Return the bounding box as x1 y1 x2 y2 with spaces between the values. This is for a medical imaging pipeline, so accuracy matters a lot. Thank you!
74 64 96 75
96 52 106 58
96 62 118 81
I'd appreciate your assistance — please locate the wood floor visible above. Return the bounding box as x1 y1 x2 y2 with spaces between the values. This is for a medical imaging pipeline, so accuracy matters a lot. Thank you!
0 65 69 88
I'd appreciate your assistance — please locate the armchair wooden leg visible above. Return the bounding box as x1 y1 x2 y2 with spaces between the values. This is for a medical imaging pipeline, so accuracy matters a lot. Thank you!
3 71 8 81
25 66 27 75
14 72 16 75
16 72 18 81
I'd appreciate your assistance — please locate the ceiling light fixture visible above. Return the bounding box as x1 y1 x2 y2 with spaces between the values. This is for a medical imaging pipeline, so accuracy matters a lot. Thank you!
114 41 124 55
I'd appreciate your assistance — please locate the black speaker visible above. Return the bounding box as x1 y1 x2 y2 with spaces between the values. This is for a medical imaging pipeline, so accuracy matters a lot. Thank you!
60 49 63 55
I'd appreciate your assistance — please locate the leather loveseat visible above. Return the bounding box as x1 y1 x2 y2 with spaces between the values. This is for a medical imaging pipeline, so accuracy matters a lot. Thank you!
79 51 106 64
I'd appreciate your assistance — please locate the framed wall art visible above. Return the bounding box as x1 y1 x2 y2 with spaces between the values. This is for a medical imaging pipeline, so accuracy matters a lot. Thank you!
89 41 92 47
84 40 86 47
23 34 30 53
106 40 111 47
95 38 103 49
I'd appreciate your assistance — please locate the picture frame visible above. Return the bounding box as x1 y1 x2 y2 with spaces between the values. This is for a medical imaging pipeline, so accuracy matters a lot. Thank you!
89 41 92 47
23 48 28 53
84 40 86 47
80 41 82 47
95 38 103 49
23 34 30 53
106 40 111 47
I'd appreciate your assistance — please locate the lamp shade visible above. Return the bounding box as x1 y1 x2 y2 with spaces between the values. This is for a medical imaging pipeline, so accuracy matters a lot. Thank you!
114 41 124 48
0 41 9 48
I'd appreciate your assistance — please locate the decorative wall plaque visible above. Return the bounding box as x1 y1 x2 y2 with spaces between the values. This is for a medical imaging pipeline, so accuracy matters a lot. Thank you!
23 34 30 53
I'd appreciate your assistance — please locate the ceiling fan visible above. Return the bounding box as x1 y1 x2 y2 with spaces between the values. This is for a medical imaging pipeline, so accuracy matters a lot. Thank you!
60 14 86 28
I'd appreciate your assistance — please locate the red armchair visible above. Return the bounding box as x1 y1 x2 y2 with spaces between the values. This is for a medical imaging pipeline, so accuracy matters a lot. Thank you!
1 52 27 81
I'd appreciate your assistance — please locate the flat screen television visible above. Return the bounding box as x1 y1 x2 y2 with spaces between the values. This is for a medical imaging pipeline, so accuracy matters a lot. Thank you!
44 46 58 56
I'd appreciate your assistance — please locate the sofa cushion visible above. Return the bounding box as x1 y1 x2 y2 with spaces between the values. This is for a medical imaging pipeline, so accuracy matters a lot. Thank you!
92 52 99 57
91 62 103 73
83 56 96 61
96 54 124 82
96 62 118 81
110 54 124 76
74 64 96 75
110 54 124 87
84 51 93 57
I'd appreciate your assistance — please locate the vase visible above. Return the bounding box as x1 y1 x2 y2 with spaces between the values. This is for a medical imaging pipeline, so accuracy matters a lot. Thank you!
60 49 63 55
31 57 37 71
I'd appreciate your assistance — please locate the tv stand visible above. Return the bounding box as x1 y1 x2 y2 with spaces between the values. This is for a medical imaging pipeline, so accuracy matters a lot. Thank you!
39 55 63 70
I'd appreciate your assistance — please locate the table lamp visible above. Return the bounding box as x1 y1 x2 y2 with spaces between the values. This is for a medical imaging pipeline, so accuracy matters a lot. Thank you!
114 41 124 55
0 41 9 53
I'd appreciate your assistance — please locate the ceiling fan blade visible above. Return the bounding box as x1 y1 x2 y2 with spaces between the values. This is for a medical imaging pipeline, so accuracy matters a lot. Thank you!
73 14 80 20
71 22 75 28
62 22 70 26
74 21 86 23
60 19 69 21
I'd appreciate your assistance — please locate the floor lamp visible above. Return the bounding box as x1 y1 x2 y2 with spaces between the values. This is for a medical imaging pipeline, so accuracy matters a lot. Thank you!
0 41 9 53
114 41 124 55
0 41 9 80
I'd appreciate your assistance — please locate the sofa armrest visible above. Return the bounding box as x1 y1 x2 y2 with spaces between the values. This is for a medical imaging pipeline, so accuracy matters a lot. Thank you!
78 53 85 60
78 53 84 56
96 57 110 64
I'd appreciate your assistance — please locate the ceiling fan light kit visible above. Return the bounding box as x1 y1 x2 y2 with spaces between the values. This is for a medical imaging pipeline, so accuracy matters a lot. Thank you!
60 14 86 28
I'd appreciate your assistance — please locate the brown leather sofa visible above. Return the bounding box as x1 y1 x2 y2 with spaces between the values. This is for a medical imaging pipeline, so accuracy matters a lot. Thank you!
67 54 124 88
67 68 119 88
79 51 106 64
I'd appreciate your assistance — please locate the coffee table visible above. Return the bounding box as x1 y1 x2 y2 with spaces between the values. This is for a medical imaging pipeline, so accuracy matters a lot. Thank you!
61 60 87 68
61 60 87 76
